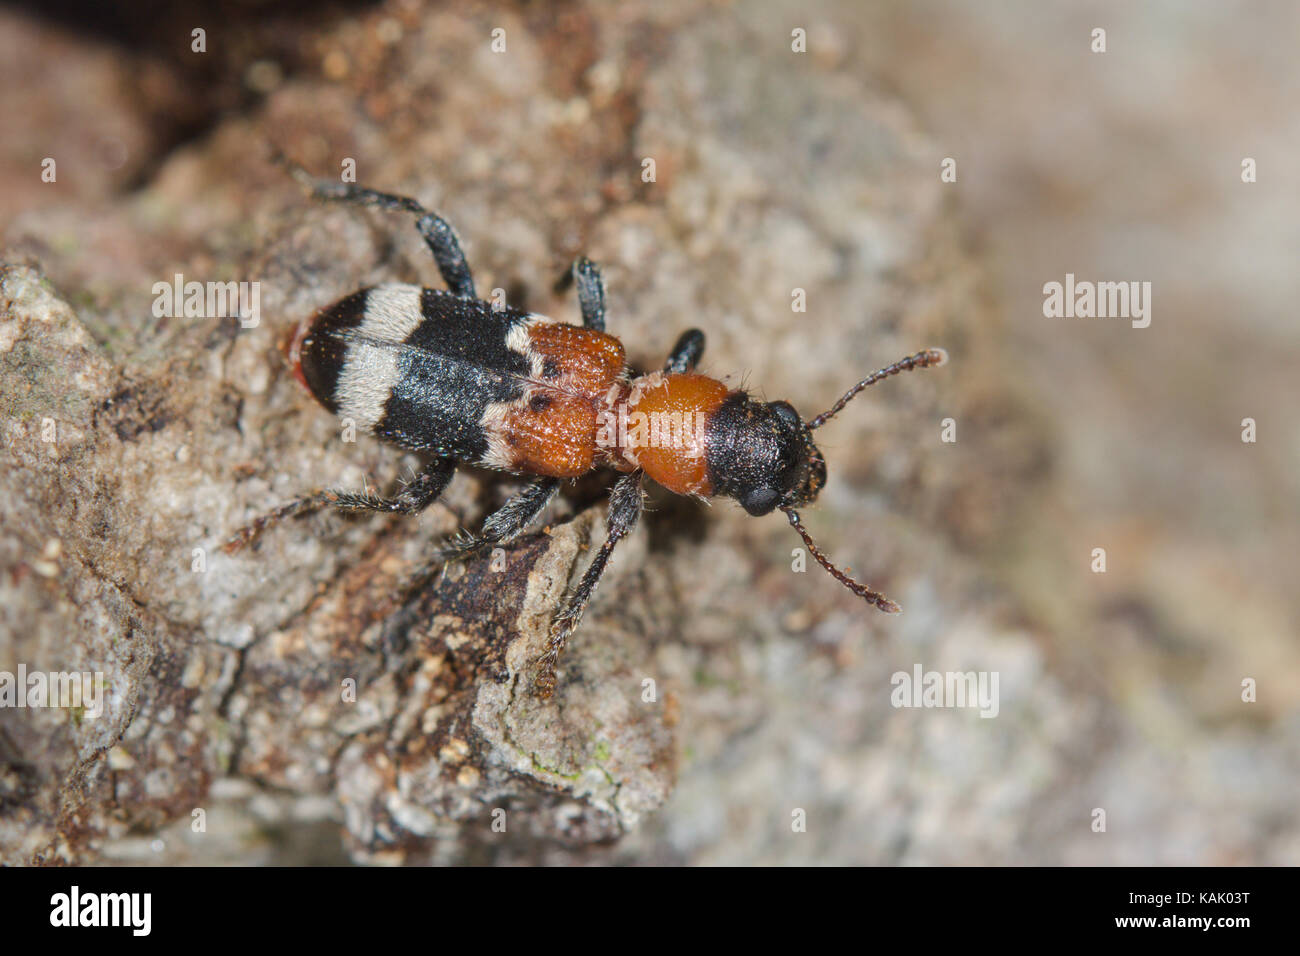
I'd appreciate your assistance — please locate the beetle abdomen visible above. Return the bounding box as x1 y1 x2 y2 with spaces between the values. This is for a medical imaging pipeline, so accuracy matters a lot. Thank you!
291 283 627 475
484 320 627 477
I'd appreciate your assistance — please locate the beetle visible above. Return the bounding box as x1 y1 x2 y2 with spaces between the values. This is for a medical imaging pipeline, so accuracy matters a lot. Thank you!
225 160 947 698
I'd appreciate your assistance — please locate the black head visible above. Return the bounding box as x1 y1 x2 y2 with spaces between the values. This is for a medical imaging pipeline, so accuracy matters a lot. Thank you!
704 348 949 613
705 396 825 516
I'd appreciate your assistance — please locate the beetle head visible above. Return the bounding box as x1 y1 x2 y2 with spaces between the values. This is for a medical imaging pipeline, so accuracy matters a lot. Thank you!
708 348 948 613
707 397 824 516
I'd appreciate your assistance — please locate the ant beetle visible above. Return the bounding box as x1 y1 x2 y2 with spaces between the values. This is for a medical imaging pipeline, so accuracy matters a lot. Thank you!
226 159 947 698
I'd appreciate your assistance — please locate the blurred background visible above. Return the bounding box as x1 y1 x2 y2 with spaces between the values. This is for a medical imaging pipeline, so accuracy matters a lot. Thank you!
1 0 1296 864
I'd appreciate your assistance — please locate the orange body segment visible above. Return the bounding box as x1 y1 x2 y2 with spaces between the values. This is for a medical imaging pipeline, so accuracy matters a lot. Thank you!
613 372 731 495
496 322 628 478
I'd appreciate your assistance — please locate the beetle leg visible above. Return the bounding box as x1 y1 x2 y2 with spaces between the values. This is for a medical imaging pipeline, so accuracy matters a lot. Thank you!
222 458 456 553
534 470 644 698
664 328 706 373
554 257 607 330
278 156 476 298
571 257 607 331
437 476 561 560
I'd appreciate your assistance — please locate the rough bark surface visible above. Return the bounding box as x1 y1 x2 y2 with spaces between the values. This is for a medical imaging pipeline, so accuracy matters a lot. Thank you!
3 0 1294 865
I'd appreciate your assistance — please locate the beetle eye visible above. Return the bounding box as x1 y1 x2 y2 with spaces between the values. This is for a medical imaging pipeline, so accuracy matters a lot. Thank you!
740 485 781 516
770 401 802 431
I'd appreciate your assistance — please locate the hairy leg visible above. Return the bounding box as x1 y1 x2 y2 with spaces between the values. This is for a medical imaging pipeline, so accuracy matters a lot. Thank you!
534 470 644 699
223 458 456 553
664 328 706 373
277 154 476 298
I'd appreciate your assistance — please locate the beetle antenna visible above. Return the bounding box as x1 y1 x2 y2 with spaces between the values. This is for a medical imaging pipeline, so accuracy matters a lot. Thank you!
805 348 947 430
781 507 901 613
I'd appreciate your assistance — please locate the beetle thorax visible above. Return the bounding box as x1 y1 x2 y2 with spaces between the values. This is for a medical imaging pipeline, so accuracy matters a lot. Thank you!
598 371 732 496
